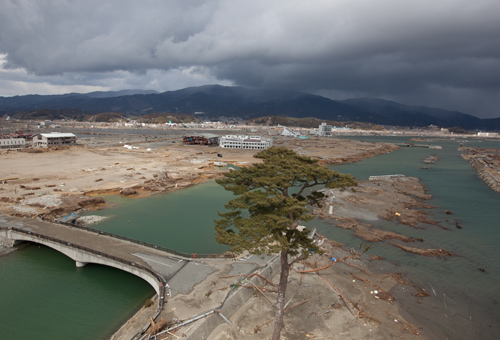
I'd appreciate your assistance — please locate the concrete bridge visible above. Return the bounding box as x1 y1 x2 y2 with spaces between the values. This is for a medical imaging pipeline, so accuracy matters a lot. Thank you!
0 215 232 312
0 214 278 339
2 227 167 296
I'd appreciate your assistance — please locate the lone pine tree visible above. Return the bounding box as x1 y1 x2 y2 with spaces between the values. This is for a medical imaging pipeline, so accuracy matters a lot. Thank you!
215 146 357 340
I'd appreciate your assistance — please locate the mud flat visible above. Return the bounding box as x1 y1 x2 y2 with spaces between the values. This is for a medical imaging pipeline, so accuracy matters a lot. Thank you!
460 146 500 193
315 176 453 254
274 137 400 164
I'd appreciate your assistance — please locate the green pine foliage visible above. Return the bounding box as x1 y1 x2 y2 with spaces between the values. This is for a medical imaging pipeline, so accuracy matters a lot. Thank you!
215 146 357 257
215 146 357 340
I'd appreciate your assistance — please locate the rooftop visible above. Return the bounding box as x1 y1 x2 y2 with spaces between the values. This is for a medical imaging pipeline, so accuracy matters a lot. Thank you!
39 133 76 138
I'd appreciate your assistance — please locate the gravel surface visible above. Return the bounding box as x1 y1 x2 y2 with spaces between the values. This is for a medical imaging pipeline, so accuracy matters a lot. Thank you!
23 194 62 207
12 205 38 213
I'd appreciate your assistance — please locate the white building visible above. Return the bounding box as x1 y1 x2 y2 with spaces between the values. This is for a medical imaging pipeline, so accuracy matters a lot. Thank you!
219 135 273 150
33 133 76 147
0 137 26 149
310 122 333 136
478 132 499 137
280 126 301 137
318 122 333 136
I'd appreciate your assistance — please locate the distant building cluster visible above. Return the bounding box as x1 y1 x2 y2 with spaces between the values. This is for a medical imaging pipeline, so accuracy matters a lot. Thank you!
308 122 354 136
4 117 499 155
181 133 273 149
1 132 78 149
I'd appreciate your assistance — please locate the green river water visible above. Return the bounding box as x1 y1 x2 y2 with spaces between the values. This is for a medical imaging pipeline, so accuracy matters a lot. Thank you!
316 136 500 339
0 181 231 339
1 136 499 339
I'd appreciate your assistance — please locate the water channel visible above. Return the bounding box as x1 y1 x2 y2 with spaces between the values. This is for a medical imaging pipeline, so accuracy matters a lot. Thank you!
0 181 230 339
315 136 500 339
1 136 499 339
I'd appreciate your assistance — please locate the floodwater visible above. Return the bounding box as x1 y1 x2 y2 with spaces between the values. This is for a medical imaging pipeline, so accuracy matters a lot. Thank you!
0 182 230 339
312 136 500 339
1 135 499 339
0 245 154 339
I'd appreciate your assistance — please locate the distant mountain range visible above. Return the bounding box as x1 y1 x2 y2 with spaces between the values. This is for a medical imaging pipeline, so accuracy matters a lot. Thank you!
1 85 498 130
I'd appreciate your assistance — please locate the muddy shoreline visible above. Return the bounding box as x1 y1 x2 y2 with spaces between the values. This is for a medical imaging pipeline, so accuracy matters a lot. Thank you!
315 175 453 254
460 145 500 193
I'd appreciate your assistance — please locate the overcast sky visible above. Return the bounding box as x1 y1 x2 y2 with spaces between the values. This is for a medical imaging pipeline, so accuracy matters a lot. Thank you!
1 0 499 118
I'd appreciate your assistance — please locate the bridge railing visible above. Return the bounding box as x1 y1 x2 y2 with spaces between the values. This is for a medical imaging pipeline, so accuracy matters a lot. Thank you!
45 217 233 260
1 225 167 309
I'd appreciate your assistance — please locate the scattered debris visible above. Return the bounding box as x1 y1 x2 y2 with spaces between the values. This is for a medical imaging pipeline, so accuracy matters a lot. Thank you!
423 154 439 164
120 188 138 196
390 243 454 256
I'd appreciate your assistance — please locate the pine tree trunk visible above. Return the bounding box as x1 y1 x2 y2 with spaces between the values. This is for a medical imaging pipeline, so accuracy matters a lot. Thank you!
272 249 290 340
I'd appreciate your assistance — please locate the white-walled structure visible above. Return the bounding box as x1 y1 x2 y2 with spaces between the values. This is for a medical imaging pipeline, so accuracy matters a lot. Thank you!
33 133 76 147
478 132 499 137
318 122 333 136
280 126 301 137
219 135 273 149
310 122 333 136
0 138 26 149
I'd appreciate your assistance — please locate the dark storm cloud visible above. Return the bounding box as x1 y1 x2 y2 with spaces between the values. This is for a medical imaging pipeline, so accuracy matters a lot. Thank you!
0 0 499 118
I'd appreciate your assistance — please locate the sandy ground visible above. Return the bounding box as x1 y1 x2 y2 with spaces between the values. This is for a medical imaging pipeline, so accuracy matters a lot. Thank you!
2 133 434 340
205 243 426 340
111 236 428 340
0 136 397 219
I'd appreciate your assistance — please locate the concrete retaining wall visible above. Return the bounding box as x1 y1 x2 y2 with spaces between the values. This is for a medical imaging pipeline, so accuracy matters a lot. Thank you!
186 255 281 340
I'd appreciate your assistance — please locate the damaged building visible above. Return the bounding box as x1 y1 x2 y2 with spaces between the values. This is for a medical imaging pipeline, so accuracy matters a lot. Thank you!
182 133 220 146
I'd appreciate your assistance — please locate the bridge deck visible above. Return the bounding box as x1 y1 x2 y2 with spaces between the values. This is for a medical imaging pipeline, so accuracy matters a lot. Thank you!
0 215 221 295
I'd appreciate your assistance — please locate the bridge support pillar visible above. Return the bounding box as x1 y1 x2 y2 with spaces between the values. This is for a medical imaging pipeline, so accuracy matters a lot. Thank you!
75 261 88 268
0 234 16 248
